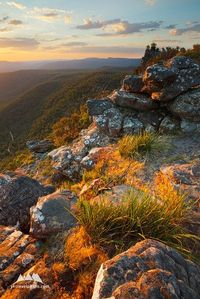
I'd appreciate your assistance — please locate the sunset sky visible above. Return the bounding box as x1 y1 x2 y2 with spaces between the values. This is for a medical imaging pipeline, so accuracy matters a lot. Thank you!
0 0 199 61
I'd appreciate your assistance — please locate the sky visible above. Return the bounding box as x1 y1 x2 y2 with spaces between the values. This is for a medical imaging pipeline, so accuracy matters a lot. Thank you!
0 0 199 61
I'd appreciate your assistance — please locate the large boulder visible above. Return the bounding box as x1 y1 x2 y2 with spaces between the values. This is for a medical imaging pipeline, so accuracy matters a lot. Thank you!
143 56 200 102
87 98 114 116
26 140 53 153
92 239 200 299
122 75 144 93
169 88 200 122
109 90 158 111
30 190 77 239
0 172 49 232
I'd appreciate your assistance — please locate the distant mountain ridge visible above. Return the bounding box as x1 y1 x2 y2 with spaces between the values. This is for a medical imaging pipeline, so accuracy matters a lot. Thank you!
0 58 140 73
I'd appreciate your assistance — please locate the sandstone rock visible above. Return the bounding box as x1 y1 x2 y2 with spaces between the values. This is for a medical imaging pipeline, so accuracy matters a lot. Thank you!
159 115 179 133
170 88 200 122
109 90 158 111
87 98 114 116
122 75 144 93
48 126 111 181
26 140 53 153
143 63 176 87
160 162 200 204
180 119 198 133
95 108 123 137
30 190 77 239
122 116 144 135
0 225 39 291
92 239 200 299
143 56 200 102
0 172 48 232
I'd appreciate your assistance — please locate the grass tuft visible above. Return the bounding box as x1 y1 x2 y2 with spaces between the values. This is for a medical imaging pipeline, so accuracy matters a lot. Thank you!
118 132 168 159
76 186 198 257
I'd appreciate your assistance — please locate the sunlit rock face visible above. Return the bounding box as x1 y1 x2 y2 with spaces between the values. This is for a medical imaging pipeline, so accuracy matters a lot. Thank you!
0 225 39 295
92 239 200 299
142 56 200 102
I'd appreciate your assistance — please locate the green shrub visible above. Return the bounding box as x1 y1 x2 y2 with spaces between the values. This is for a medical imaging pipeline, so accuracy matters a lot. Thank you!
76 188 198 256
118 132 167 159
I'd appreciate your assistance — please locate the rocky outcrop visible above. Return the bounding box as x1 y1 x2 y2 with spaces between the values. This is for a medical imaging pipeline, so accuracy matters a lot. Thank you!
0 225 39 295
143 56 200 102
169 87 200 122
30 190 77 239
86 56 200 136
122 75 144 93
109 90 158 111
92 239 200 299
26 140 53 153
161 162 200 204
48 125 111 181
87 98 114 116
0 172 50 232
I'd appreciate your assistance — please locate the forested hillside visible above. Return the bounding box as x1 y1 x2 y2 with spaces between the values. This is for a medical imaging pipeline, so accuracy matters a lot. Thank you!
0 68 132 161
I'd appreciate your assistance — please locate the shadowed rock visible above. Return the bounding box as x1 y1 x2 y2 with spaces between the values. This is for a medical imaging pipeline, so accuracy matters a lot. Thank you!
0 172 49 232
30 190 77 239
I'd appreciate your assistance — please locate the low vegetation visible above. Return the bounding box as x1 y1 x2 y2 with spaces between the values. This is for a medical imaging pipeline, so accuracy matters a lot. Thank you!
51 105 90 147
76 181 197 257
118 132 167 159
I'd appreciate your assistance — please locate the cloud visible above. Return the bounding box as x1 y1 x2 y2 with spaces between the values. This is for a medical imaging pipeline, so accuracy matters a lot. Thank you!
76 18 120 30
0 27 11 32
165 24 177 29
153 39 182 43
30 7 72 23
0 37 39 49
63 41 88 47
7 1 26 10
66 45 144 54
77 18 162 35
64 15 72 24
0 16 9 23
144 0 157 6
170 23 200 35
9 19 23 25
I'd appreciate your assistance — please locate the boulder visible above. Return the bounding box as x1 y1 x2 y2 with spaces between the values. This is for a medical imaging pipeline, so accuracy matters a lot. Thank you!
95 108 123 137
87 98 114 116
169 88 200 122
30 190 77 239
143 56 200 102
122 116 144 135
93 185 132 205
109 90 158 111
26 140 53 153
92 239 200 299
0 172 49 232
180 120 200 133
48 126 111 181
122 75 144 93
160 162 200 204
159 115 179 133
0 225 39 292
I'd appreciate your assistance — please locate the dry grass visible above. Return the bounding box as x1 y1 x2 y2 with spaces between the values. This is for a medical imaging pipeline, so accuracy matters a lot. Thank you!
118 132 168 159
